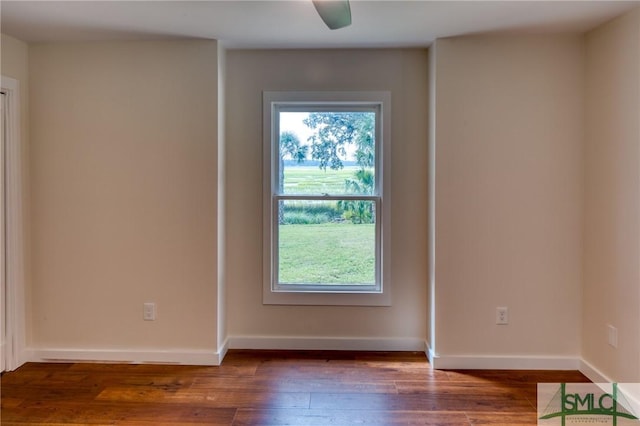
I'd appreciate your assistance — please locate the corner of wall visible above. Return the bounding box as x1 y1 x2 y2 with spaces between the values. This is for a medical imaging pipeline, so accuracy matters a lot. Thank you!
582 6 640 382
217 43 228 354
1 33 30 371
427 41 437 359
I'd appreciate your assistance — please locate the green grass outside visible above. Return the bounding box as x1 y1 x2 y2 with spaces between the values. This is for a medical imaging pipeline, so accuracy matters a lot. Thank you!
279 166 375 284
278 223 375 285
283 165 362 194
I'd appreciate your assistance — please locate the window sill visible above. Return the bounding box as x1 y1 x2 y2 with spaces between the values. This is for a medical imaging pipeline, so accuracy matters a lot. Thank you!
263 288 391 306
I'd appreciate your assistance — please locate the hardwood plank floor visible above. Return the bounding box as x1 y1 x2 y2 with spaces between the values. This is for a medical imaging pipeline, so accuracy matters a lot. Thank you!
0 350 589 425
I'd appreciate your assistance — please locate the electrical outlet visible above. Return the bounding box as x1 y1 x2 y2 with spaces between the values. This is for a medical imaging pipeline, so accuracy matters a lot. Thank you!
143 302 156 321
496 307 508 325
607 324 618 348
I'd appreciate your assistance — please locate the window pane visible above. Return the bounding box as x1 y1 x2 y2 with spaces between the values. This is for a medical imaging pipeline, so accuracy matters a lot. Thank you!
278 199 376 285
279 111 375 196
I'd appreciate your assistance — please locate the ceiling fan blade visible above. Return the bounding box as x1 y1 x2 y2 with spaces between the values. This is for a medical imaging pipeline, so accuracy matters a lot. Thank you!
312 0 352 30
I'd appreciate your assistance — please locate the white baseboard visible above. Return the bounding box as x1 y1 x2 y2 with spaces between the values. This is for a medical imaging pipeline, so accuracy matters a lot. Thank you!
579 359 640 416
2 345 28 372
217 338 229 363
0 342 5 371
20 343 592 375
425 341 436 364
432 354 580 370
579 358 612 383
29 348 225 366
227 336 426 352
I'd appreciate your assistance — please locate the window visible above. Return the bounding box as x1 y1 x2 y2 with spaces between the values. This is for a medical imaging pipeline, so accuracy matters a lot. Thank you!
263 91 391 306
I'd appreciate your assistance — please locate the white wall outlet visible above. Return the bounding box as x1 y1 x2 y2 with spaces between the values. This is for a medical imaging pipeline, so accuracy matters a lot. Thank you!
607 324 618 348
143 302 156 321
496 307 508 325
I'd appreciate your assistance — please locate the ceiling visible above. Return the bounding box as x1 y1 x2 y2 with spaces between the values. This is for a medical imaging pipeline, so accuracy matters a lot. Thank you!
1 1 639 49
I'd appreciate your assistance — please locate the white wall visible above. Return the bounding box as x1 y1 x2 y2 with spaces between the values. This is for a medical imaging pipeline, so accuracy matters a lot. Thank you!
5 7 639 368
431 35 584 366
1 36 29 142
1 36 29 184
1 33 31 360
583 8 640 382
28 40 221 361
225 49 429 348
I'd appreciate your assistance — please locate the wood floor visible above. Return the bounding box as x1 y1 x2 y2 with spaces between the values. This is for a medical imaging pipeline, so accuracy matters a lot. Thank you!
1 350 589 425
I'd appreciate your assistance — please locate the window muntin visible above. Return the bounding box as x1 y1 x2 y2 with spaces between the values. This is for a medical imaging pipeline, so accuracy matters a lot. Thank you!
263 92 391 306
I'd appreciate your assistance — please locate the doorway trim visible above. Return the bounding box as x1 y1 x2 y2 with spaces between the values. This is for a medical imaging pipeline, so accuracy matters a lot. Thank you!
1 75 26 371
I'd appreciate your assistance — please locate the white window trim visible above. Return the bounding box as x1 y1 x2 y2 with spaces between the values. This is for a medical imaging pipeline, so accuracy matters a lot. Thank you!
262 91 391 306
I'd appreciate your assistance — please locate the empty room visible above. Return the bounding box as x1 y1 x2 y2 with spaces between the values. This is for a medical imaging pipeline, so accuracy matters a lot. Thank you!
1 1 640 424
